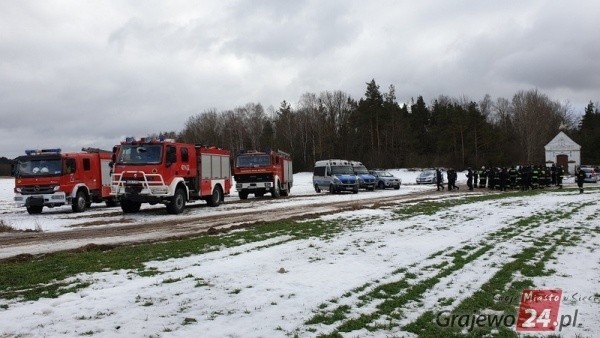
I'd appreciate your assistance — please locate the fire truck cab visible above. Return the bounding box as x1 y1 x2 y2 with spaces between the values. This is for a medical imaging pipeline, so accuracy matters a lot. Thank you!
233 149 293 199
14 148 115 214
110 137 231 214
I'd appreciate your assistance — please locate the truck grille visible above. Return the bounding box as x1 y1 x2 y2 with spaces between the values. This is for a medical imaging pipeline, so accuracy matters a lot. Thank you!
234 173 272 183
20 186 55 195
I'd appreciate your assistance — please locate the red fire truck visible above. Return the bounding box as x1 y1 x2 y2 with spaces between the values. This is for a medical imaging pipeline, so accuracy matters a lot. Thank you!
233 149 293 199
14 148 115 214
110 137 231 214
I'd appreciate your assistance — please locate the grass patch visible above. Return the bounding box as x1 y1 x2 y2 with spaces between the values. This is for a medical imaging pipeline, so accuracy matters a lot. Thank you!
0 219 350 301
393 190 541 220
403 226 586 337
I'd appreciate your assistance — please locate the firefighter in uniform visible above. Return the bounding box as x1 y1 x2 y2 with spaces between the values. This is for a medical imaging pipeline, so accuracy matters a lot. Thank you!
531 166 539 189
473 169 478 189
538 166 546 188
521 165 531 191
499 167 508 191
479 166 487 188
509 166 518 189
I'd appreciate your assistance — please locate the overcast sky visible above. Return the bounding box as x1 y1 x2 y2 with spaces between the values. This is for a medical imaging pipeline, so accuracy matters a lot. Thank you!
1 1 599 158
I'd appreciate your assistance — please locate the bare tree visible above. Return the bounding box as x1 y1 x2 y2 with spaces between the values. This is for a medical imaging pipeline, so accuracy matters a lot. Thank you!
511 89 570 164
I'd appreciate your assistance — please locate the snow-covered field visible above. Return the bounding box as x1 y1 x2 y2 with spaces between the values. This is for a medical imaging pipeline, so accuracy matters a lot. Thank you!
0 171 597 338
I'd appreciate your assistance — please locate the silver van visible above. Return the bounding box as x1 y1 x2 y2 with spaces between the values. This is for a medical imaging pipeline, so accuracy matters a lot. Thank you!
313 159 359 194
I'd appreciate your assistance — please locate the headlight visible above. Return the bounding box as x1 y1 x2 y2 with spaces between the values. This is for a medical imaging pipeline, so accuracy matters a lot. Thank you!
53 186 60 192
14 187 21 193
333 177 341 183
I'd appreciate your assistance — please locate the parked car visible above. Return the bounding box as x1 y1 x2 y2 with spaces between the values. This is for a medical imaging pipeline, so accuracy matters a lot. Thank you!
369 170 401 189
350 161 376 191
581 167 598 183
416 169 441 184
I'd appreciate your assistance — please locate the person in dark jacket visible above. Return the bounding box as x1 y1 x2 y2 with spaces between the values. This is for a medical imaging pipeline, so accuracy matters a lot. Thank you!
576 167 586 193
446 169 459 191
488 167 496 190
436 169 444 191
466 168 474 191
473 169 478 189
452 170 460 190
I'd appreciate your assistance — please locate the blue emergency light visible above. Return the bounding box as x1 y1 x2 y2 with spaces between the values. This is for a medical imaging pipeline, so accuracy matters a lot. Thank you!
25 148 61 155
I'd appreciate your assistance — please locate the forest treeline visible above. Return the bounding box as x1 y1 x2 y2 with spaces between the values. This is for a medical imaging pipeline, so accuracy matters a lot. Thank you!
170 79 599 172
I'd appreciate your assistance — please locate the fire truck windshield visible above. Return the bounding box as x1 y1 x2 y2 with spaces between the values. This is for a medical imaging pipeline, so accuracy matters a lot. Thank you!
117 145 163 164
15 158 62 177
236 155 271 167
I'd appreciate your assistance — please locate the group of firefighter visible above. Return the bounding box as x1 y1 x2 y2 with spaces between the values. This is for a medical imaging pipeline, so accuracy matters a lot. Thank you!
436 164 586 193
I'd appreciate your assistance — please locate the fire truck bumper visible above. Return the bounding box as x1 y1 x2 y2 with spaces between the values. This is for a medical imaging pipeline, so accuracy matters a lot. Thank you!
111 185 171 204
236 182 273 191
15 192 67 207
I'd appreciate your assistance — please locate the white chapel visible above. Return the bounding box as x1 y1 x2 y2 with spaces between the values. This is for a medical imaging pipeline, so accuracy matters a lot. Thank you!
544 131 581 174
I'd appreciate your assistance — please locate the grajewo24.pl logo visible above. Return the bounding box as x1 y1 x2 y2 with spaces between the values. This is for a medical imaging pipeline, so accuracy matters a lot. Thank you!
435 289 580 332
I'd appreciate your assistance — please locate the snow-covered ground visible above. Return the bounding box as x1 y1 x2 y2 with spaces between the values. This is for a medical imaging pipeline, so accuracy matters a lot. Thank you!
0 169 432 232
0 170 596 338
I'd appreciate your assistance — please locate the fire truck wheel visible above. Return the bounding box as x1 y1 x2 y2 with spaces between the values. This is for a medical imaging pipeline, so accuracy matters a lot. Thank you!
239 190 249 200
314 184 321 193
280 183 289 197
207 186 222 207
26 206 43 214
167 187 186 214
121 200 141 213
271 182 280 198
72 190 87 213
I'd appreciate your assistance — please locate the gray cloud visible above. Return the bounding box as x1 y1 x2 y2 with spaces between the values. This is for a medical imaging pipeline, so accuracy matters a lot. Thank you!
1 0 599 158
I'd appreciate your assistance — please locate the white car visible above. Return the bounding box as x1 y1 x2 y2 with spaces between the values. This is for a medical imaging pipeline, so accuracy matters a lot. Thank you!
369 170 401 189
416 170 442 184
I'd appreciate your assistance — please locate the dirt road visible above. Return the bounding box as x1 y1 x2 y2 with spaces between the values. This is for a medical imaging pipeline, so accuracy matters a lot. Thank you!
0 188 492 260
